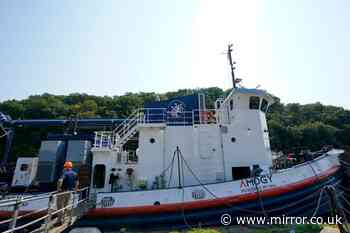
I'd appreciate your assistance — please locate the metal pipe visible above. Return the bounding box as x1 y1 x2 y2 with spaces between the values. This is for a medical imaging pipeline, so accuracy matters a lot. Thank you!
1 129 14 167
176 147 182 189
44 193 54 233
9 197 21 230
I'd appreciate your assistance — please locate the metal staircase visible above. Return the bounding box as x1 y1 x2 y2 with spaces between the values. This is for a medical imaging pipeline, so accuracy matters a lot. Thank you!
112 110 141 149
93 108 222 151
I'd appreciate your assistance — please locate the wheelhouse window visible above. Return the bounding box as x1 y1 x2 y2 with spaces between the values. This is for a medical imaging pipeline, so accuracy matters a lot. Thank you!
93 164 106 188
249 96 260 110
20 164 28 171
261 99 268 112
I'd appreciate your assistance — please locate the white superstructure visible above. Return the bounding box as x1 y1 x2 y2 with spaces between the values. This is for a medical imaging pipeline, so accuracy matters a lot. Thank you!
91 87 275 193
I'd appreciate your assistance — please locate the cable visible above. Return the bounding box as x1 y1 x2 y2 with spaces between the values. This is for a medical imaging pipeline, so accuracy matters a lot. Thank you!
339 190 350 200
179 148 194 230
164 150 176 188
171 147 342 226
266 189 323 213
336 184 350 193
177 148 263 214
326 185 350 233
181 148 316 215
0 125 9 138
311 187 325 217
325 183 350 229
338 193 350 211
303 197 330 217
307 160 321 184
339 160 350 167
253 172 268 217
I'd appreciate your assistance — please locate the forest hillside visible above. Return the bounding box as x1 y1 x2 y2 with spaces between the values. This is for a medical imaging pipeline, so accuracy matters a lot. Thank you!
0 87 349 161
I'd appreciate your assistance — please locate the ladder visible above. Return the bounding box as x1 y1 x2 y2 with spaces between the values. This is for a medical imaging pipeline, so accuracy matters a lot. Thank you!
113 110 141 149
0 187 90 233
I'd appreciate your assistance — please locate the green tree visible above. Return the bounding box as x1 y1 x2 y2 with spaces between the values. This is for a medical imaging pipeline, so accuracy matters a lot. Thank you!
0 100 24 119
0 87 349 160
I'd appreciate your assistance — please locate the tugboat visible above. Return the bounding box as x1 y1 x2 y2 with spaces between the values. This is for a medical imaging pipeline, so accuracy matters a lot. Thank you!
0 45 345 231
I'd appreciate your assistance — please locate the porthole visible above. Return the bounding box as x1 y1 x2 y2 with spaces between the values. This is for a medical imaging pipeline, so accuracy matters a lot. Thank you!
150 138 155 144
231 137 236 143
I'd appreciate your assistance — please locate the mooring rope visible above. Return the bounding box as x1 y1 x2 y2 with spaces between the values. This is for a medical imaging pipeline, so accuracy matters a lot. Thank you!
177 148 263 215
311 187 325 217
326 185 350 233
171 147 342 230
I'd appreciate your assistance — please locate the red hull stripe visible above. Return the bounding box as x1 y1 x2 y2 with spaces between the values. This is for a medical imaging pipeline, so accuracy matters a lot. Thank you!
85 165 340 218
0 165 340 219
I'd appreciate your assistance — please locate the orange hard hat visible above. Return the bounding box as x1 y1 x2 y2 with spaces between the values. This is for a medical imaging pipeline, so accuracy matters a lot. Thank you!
64 161 73 169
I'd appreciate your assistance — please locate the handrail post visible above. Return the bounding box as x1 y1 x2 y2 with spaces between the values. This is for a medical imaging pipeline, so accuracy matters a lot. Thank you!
146 109 149 123
192 110 195 125
9 196 22 230
217 109 220 124
183 112 185 125
99 133 102 148
44 193 54 233
216 109 219 124
69 191 75 225
140 109 142 123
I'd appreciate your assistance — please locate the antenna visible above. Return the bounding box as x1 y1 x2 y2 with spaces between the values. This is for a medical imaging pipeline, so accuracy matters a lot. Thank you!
227 44 236 89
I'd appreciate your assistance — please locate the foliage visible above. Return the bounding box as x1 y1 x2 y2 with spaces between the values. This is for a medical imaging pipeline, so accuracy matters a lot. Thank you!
0 87 349 160
187 229 219 233
168 224 323 233
295 224 322 233
267 98 349 152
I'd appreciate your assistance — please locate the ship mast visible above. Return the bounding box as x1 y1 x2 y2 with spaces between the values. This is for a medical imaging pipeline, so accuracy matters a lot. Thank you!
227 44 236 89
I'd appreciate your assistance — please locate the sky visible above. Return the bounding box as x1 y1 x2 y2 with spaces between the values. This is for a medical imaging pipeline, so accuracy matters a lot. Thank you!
0 0 349 109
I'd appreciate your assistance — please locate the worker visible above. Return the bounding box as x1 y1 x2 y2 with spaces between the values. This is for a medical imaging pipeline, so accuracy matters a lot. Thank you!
56 161 79 226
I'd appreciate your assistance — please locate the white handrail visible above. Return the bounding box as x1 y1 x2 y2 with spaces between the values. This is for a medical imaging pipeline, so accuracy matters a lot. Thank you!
92 108 222 150
113 109 141 134
1 187 89 232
